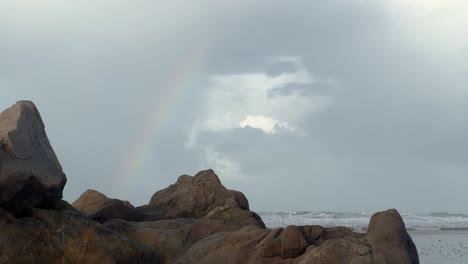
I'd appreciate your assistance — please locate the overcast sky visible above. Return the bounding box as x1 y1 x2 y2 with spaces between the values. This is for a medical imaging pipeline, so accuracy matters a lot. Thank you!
2 0 468 213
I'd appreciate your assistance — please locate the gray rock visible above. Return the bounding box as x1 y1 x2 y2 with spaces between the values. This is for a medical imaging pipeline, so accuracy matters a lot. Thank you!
0 101 66 214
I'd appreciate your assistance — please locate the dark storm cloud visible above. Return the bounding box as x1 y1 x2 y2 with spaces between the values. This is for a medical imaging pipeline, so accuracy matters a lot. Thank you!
201 0 387 75
267 82 334 98
266 60 299 77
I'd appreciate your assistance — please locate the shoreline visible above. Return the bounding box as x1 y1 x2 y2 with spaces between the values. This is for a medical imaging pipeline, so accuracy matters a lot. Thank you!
409 229 468 264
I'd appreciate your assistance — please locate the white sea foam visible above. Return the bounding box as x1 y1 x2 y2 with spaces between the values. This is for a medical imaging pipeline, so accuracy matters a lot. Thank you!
258 211 468 231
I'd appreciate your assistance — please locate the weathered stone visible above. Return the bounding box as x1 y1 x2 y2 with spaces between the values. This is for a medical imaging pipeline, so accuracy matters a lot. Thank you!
0 207 15 224
324 226 355 240
72 189 138 223
136 169 265 228
204 197 265 228
349 255 373 264
0 101 66 214
262 228 283 257
0 207 159 264
104 216 253 264
141 170 250 217
294 236 371 264
297 225 325 245
176 225 269 264
280 226 308 258
366 209 419 264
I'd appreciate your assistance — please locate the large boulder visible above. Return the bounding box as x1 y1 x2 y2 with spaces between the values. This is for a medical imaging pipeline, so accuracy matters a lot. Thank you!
71 170 265 228
136 169 265 228
104 217 253 264
0 101 66 214
261 226 308 259
0 206 159 264
69 172 418 264
141 169 250 218
366 209 419 264
72 189 139 223
176 225 270 264
174 210 419 264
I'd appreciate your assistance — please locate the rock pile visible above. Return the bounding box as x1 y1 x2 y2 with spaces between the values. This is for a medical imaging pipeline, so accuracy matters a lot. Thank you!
0 101 419 264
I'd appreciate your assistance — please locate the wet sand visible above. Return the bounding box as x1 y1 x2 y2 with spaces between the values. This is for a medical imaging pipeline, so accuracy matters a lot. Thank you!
409 230 468 264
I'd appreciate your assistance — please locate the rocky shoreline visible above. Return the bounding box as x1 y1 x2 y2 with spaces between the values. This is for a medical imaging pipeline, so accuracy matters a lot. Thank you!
0 101 419 263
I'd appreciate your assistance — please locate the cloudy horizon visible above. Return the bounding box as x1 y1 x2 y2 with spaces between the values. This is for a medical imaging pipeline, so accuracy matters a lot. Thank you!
2 0 468 213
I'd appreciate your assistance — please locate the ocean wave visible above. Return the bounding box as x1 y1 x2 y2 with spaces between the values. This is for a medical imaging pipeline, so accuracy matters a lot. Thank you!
258 211 468 231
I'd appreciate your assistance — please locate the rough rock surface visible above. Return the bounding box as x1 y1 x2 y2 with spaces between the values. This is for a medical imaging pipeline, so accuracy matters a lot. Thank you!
131 169 265 229
366 209 419 264
178 225 270 264
0 101 66 214
104 217 253 263
0 205 159 264
72 189 138 223
72 172 267 262
176 210 418 264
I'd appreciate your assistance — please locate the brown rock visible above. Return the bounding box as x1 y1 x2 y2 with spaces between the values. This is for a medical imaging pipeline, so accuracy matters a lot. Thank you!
204 197 265 228
136 169 265 228
366 209 419 264
262 228 283 257
0 207 15 224
72 189 138 223
173 209 418 264
104 217 249 264
279 226 308 258
0 207 158 264
324 226 355 240
72 189 117 215
349 255 373 264
0 101 66 214
177 225 269 264
143 170 249 217
297 225 325 245
105 218 196 263
294 236 371 264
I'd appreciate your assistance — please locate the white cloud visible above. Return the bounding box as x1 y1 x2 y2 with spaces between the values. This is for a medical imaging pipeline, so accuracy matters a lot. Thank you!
186 56 334 145
381 0 468 55
201 112 236 131
185 113 236 147
239 115 294 134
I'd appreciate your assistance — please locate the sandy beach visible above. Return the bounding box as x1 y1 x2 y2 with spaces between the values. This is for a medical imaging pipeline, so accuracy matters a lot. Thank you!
409 230 468 264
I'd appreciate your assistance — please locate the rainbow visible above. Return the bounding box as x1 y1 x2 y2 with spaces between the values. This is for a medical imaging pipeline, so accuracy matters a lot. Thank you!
117 41 209 196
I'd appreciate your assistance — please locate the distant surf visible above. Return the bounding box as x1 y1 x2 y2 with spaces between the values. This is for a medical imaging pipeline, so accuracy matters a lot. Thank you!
258 211 468 231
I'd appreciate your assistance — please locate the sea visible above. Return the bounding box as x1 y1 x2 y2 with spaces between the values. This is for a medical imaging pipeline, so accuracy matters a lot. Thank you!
258 211 468 231
258 211 468 264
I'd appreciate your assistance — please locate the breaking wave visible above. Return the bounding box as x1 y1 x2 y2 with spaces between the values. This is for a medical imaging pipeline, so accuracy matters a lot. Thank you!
258 211 468 231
